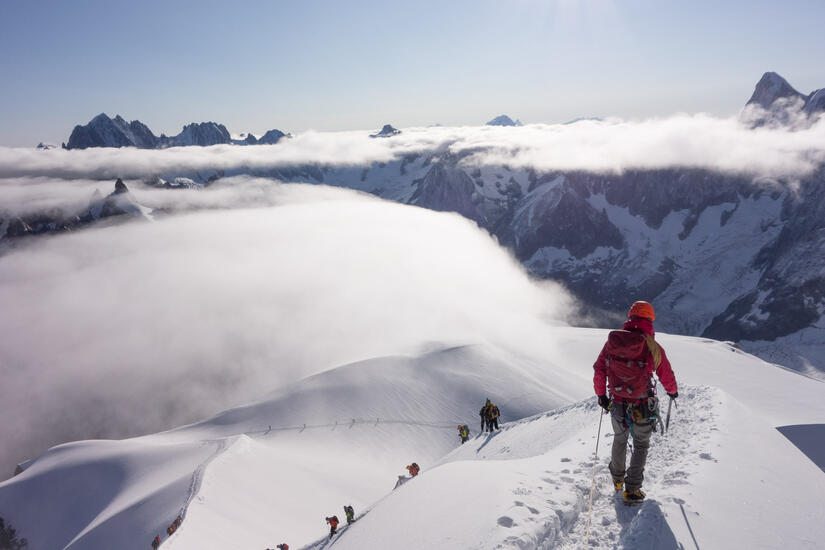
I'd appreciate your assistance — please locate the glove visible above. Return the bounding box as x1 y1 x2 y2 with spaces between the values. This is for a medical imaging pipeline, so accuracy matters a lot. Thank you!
597 395 610 411
667 392 678 399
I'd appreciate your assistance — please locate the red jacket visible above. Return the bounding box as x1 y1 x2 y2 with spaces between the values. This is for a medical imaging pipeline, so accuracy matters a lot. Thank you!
593 318 677 401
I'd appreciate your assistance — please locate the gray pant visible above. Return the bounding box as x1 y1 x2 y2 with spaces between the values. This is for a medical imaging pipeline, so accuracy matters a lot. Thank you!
609 404 654 491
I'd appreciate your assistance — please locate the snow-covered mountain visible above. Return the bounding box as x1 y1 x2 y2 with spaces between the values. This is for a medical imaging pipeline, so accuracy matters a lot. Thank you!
162 122 231 147
742 71 825 128
197 132 820 377
230 74 822 378
66 114 160 150
1 330 822 549
12 74 825 380
486 114 523 126
369 124 401 138
64 114 288 149
0 178 153 239
258 129 288 144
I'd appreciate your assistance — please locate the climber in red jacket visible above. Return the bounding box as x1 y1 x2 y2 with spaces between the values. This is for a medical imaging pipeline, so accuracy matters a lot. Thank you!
593 301 678 504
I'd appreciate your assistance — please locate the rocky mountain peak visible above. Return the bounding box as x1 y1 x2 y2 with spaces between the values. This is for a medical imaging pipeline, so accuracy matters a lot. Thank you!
804 88 825 116
370 124 401 138
746 72 804 110
486 115 522 127
66 113 159 149
90 112 112 125
166 122 231 147
63 115 293 149
112 178 129 195
258 129 287 144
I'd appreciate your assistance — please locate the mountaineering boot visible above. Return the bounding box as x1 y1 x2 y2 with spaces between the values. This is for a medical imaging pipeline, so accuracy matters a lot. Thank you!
623 488 646 504
613 479 624 492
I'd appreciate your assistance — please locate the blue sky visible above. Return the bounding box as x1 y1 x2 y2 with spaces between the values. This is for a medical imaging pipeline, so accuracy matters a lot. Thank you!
1 0 824 146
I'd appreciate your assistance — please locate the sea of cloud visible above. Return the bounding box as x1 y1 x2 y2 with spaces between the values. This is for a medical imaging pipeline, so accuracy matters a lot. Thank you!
2 113 824 478
0 183 574 479
1 113 824 185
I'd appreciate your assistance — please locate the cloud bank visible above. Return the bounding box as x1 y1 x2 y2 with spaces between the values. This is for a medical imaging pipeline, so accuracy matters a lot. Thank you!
1 113 825 184
2 112 824 477
0 184 573 478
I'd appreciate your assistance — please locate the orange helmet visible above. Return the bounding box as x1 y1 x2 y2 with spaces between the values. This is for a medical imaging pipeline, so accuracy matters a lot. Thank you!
628 301 655 321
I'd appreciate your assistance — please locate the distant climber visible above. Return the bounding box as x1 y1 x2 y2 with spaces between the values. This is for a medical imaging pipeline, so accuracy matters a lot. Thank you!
173 515 182 529
458 424 469 443
489 403 500 430
593 301 678 504
480 399 500 432
276 544 289 550
326 515 339 539
406 462 420 477
151 535 161 549
480 399 492 432
344 504 356 524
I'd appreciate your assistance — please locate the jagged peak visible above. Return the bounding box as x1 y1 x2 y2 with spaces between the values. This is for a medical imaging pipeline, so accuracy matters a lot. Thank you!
181 121 226 130
759 71 789 85
112 178 129 195
90 113 112 124
746 72 804 109
486 115 522 127
259 129 286 144
370 124 401 138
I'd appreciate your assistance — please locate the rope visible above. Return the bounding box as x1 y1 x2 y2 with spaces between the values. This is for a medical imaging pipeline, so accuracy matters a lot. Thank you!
584 408 605 548
245 417 464 436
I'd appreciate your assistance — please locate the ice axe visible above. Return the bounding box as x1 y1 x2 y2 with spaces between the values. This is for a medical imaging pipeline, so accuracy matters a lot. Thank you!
665 395 677 433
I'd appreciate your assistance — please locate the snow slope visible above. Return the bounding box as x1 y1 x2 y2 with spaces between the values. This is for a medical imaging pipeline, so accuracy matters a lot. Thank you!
2 327 823 550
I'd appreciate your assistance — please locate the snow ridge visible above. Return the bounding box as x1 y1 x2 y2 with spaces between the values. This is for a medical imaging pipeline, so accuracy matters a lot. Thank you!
321 385 721 550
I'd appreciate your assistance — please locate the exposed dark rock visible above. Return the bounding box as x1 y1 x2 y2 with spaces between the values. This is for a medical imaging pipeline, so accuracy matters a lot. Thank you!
64 115 288 149
6 217 33 238
370 124 401 138
504 178 623 261
743 72 825 128
746 72 804 111
113 178 129 194
66 113 159 149
409 164 482 222
486 115 522 127
2 179 149 240
563 170 752 233
162 122 231 147
258 129 286 144
703 278 825 342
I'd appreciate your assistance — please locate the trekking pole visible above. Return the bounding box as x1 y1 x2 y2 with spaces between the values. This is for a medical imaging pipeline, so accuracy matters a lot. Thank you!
585 408 605 549
665 396 674 433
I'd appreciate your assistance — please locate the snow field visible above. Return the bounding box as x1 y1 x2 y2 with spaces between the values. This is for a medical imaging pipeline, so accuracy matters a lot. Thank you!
0 438 217 550
2 330 824 549
321 386 719 550
137 344 586 550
